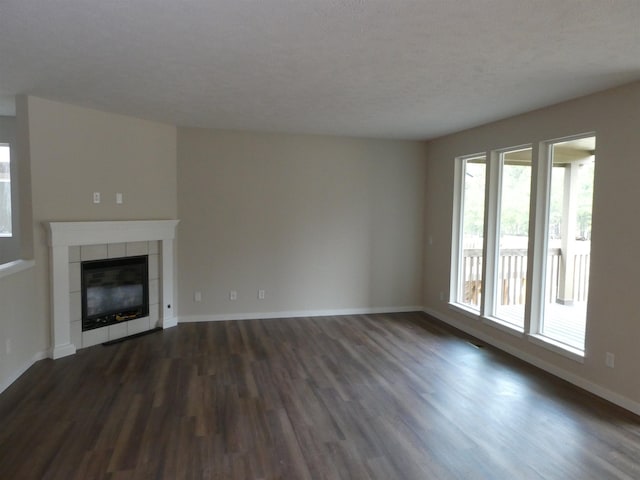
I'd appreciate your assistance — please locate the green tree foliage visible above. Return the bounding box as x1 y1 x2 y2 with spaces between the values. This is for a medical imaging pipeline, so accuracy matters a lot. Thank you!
462 161 486 239
462 156 594 244
500 163 531 237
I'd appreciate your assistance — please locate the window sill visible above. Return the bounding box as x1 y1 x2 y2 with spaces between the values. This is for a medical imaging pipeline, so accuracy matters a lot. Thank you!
482 316 525 338
0 259 35 279
448 304 527 341
448 302 481 320
527 334 585 363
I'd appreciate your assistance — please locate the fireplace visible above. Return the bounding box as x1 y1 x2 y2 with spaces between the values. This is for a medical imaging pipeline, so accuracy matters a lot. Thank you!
45 220 179 359
82 255 149 331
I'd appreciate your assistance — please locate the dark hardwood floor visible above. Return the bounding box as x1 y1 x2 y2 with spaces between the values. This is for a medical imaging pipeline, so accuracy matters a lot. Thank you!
2 312 640 479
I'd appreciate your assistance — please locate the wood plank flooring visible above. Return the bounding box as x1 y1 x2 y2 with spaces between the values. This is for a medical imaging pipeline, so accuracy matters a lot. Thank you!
1 312 640 479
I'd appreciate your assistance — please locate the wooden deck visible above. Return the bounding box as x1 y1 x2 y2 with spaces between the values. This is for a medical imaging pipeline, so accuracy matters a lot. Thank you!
462 247 590 352
496 302 587 350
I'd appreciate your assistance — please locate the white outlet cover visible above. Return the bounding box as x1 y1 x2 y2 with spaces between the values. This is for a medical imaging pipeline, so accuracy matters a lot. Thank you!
606 352 615 368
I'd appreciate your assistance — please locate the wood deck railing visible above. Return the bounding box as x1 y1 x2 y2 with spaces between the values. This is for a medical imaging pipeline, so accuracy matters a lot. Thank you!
461 248 589 307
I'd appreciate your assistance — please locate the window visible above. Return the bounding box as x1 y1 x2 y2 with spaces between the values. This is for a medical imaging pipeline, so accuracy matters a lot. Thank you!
0 106 32 272
453 155 486 311
538 137 595 351
0 144 11 237
494 147 532 328
451 134 595 356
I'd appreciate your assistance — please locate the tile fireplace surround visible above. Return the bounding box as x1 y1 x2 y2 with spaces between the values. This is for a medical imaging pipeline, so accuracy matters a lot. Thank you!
45 220 179 359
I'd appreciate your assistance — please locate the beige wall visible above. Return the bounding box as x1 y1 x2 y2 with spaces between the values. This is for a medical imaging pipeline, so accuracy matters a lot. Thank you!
0 98 36 392
4 82 640 413
177 129 426 318
0 267 38 390
0 96 177 391
424 81 640 408
28 97 177 222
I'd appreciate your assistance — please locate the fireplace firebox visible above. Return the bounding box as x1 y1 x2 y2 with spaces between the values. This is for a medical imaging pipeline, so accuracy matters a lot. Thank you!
81 255 149 331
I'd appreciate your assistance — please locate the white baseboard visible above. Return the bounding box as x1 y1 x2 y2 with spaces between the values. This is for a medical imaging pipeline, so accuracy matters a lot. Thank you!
162 316 178 329
0 349 49 395
423 307 640 417
51 343 76 360
179 305 424 323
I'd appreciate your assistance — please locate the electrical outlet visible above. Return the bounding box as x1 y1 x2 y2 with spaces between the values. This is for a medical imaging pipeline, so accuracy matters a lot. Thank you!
439 291 445 301
194 291 202 302
229 290 237 301
5 338 11 355
258 289 265 300
606 352 615 368
116 192 123 204
93 192 101 204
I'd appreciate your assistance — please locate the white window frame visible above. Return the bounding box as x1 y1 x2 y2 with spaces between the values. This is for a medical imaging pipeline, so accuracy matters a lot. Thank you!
450 153 487 316
483 145 533 334
527 133 595 360
450 134 595 361
0 143 12 237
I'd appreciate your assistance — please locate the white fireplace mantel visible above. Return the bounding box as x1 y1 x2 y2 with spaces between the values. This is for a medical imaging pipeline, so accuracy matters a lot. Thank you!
45 220 179 359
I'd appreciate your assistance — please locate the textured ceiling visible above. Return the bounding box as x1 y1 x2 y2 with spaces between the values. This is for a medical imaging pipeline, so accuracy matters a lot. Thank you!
1 0 640 139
